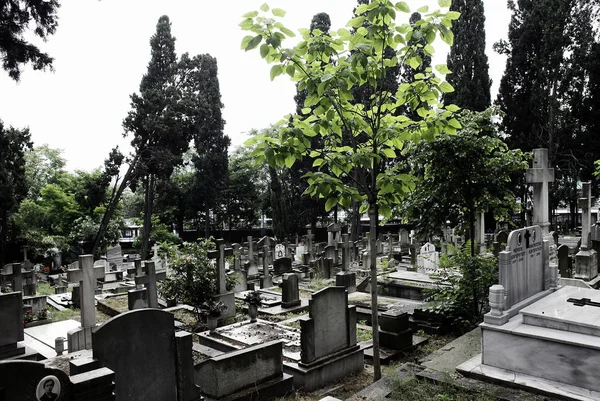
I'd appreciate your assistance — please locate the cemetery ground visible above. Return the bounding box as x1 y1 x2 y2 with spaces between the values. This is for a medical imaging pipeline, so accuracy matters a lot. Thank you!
37 289 557 401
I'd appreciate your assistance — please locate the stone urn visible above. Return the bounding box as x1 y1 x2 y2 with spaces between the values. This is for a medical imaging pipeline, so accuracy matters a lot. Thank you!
248 304 258 323
206 315 218 333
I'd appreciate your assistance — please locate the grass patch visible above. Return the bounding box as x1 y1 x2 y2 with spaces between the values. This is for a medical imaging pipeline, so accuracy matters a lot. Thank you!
282 320 301 329
49 308 80 322
37 283 54 296
306 278 329 292
356 327 372 342
389 373 496 401
100 296 129 313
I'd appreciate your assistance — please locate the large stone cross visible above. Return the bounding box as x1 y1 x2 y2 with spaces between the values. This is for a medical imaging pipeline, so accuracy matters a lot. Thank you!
67 255 105 328
134 261 166 308
208 241 233 294
579 182 595 250
341 233 351 271
525 148 554 237
307 229 315 262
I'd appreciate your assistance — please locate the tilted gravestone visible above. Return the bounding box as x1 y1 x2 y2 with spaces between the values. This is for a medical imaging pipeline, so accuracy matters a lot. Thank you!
281 273 301 308
417 242 439 273
92 309 198 401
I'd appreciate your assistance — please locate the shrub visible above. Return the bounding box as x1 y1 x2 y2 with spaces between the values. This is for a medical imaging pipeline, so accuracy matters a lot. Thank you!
424 243 498 332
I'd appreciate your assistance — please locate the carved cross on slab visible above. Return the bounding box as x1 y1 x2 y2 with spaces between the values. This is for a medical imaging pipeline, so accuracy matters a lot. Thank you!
567 297 600 308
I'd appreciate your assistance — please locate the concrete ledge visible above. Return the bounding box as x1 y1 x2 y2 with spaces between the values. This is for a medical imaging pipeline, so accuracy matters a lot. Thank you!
458 354 600 401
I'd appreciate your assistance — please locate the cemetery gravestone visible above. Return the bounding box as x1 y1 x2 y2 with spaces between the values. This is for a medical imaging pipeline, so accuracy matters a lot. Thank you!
133 260 166 309
336 234 356 292
0 292 25 359
575 182 598 281
0 360 72 401
296 286 363 391
93 309 198 401
557 244 571 278
66 255 105 352
281 273 301 308
417 243 439 273
273 257 292 275
525 148 554 238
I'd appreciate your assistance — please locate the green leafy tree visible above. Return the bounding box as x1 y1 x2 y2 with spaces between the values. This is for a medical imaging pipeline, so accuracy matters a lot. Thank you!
24 144 66 201
0 121 32 264
221 148 261 230
401 108 529 256
0 0 59 81
241 0 460 380
443 0 491 111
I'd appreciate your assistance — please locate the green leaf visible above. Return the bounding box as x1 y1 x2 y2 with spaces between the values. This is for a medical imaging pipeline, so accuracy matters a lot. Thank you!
280 27 296 37
359 203 369 214
417 5 429 13
448 118 462 129
260 44 270 58
285 155 295 168
325 197 338 212
441 30 454 45
301 107 312 115
435 64 452 74
270 64 284 80
260 3 269 12
242 11 258 18
313 158 325 167
447 11 461 20
383 148 396 158
438 0 451 7
239 18 253 30
396 1 410 13
245 35 262 51
439 81 455 93
272 8 286 17
445 104 460 112
286 64 296 77
425 30 436 45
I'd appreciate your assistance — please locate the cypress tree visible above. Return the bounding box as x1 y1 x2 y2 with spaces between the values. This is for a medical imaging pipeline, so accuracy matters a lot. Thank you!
443 0 491 111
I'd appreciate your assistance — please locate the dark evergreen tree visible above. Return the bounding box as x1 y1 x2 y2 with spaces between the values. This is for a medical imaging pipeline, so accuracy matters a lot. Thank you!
123 16 191 258
0 0 59 81
183 54 229 238
443 0 491 111
0 121 32 264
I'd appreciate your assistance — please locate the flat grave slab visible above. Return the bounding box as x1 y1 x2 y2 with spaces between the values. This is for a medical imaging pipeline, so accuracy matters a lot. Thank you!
24 319 80 358
521 285 600 336
256 299 310 315
235 290 281 307
348 292 425 314
199 320 302 362
385 270 438 287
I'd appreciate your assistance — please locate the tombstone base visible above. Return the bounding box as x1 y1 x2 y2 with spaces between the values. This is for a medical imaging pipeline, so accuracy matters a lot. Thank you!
0 343 26 359
212 292 235 320
260 275 273 289
54 286 67 294
128 288 148 310
67 325 94 353
281 299 301 309
335 271 356 293
286 345 364 392
574 249 598 281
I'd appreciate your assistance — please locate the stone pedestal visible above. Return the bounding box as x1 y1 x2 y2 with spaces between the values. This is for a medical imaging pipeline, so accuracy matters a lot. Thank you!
335 271 356 293
67 326 94 353
574 249 598 281
260 275 273 289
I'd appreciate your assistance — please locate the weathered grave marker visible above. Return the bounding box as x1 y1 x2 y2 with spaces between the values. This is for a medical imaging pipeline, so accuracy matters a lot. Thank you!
575 182 598 280
525 148 554 238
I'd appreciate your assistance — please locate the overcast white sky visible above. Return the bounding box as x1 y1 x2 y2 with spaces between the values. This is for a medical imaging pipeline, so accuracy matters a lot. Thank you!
0 0 511 172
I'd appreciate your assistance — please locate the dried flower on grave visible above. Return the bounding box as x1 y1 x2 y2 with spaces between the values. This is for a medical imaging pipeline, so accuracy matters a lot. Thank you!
243 290 263 306
200 300 227 317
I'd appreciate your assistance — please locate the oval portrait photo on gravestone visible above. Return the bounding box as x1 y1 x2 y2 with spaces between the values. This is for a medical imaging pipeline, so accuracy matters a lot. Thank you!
36 375 61 401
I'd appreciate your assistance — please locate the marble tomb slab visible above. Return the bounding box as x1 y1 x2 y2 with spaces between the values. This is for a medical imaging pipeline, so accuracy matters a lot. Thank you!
520 285 600 336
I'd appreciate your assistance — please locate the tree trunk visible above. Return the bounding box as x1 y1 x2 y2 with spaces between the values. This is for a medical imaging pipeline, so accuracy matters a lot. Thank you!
369 204 381 381
91 153 140 257
141 174 155 260
204 204 210 238
0 209 7 265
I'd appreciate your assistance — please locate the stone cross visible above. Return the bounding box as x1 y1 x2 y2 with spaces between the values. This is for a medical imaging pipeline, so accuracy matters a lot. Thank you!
208 242 233 294
134 260 166 308
341 234 350 271
307 229 315 262
233 243 241 271
525 148 555 238
151 243 160 259
21 246 28 261
247 236 254 265
67 255 105 328
387 234 394 259
579 182 595 251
